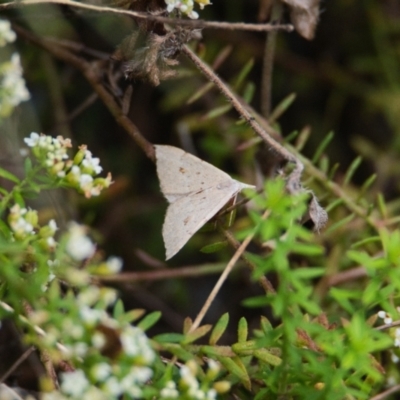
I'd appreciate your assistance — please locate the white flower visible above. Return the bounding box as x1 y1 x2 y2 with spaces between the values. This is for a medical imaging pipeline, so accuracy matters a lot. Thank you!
48 219 58 233
82 150 103 174
160 381 179 398
99 288 118 305
77 286 100 306
65 223 95 261
164 0 203 19
391 353 400 363
205 388 217 400
24 132 41 147
105 256 123 274
0 19 16 46
103 376 123 396
91 362 112 381
120 326 155 363
92 331 106 349
60 370 89 397
79 305 103 326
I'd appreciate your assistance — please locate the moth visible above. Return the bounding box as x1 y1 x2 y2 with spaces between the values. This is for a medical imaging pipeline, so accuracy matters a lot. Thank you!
155 145 254 259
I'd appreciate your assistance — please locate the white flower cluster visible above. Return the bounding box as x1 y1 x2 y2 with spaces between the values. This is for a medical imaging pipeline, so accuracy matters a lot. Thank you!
0 53 30 118
0 19 16 46
8 204 57 248
165 0 211 19
160 360 222 400
53 321 154 398
40 283 155 399
0 20 30 118
24 132 112 198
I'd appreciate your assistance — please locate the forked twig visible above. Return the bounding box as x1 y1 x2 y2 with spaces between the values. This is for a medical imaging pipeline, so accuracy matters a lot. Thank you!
188 209 271 333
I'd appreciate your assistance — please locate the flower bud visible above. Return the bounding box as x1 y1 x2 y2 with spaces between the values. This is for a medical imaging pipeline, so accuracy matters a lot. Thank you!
25 209 38 227
213 381 231 394
73 145 87 165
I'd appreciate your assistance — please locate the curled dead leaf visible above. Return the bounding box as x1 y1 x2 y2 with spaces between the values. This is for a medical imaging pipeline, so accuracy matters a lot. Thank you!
281 0 320 40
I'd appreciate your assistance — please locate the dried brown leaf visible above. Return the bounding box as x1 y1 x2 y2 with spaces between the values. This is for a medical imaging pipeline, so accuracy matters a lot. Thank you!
309 194 328 232
281 0 320 40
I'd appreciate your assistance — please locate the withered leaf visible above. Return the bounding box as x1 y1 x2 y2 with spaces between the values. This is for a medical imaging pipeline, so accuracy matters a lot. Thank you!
115 29 201 86
309 194 328 232
282 0 320 40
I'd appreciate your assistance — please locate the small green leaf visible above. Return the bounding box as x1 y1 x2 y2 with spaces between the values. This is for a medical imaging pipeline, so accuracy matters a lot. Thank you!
204 104 231 120
201 345 235 357
362 279 382 306
237 317 248 343
181 324 212 344
113 300 124 319
269 93 297 123
326 213 355 234
242 82 255 103
254 348 282 366
291 267 325 279
328 162 340 180
260 316 273 335
242 295 269 308
357 174 377 201
351 236 381 249
343 156 362 185
24 157 33 175
200 241 228 254
0 219 10 237
312 131 334 163
209 313 229 345
232 340 257 355
295 126 311 151
0 167 20 184
325 198 343 213
284 130 299 143
161 343 194 361
186 82 213 104
120 309 146 324
233 58 254 89
290 243 324 256
12 191 25 207
153 333 185 343
377 193 387 219
218 356 251 390
136 311 161 331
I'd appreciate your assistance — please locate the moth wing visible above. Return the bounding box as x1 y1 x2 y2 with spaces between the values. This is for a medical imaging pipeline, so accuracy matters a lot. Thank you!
155 145 232 203
163 180 242 260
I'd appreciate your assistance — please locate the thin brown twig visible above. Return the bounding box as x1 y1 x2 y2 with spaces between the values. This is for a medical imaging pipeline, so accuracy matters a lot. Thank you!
375 320 400 331
99 262 227 283
0 0 293 32
0 301 69 355
0 346 36 384
220 226 275 294
22 302 59 390
369 384 400 400
182 45 302 173
189 209 272 333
